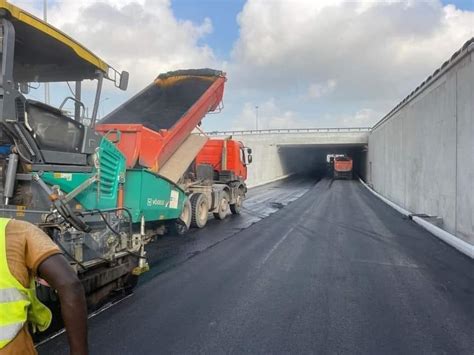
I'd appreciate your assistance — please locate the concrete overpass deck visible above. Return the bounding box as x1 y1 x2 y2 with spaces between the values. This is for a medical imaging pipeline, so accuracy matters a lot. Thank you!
207 127 370 145
206 127 371 187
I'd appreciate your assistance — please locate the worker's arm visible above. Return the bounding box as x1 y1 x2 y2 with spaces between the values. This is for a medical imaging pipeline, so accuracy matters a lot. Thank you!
37 254 88 355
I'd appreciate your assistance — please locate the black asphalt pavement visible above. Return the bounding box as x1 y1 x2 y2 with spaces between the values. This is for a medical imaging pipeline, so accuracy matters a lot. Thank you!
39 178 474 354
141 175 314 282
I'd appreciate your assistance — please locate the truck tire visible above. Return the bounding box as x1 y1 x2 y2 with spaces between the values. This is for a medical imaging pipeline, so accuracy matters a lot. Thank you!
230 189 244 215
213 193 229 220
191 193 209 228
169 198 192 235
123 274 139 294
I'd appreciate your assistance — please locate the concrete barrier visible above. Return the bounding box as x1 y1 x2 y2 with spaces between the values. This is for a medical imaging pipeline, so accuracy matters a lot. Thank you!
359 178 474 259
368 38 474 247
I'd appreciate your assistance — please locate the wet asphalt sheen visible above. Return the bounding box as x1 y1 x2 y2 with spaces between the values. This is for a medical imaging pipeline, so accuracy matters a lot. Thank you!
39 178 474 355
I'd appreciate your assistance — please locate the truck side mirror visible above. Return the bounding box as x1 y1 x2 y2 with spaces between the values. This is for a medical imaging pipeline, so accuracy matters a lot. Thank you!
119 71 129 91
19 83 29 94
247 154 253 164
247 148 252 154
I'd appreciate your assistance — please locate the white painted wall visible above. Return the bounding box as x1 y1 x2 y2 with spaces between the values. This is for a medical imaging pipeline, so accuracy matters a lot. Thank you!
239 135 286 188
368 48 474 245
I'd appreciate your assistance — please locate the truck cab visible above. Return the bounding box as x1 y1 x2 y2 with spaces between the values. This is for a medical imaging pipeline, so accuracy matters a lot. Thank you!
195 138 252 182
185 138 252 229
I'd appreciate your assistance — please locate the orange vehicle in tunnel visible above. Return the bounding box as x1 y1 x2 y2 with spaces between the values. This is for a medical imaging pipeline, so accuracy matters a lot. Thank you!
333 156 353 179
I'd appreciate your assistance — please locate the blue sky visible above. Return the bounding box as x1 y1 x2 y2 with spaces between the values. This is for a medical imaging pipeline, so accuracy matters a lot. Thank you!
442 0 474 10
173 0 474 131
171 0 246 59
172 0 474 51
13 0 474 131
171 0 474 62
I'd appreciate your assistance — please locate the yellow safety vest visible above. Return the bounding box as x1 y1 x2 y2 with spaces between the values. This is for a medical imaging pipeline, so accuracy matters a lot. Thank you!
0 218 52 349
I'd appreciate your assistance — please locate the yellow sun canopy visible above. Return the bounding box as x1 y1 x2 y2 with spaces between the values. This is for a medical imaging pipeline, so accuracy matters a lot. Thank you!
0 1 110 83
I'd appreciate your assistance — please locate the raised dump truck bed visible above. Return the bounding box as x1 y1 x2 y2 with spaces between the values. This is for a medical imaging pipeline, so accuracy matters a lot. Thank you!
97 69 226 172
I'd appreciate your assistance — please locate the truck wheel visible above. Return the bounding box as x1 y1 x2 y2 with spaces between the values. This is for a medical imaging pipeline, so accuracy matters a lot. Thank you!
169 198 192 235
230 190 244 215
191 193 209 228
123 274 139 294
213 193 229 220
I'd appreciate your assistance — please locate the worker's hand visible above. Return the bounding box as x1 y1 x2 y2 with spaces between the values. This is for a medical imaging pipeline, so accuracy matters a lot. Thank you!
38 254 88 355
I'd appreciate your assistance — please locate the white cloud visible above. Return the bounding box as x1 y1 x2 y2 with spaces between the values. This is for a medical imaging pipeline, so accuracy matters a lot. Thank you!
11 0 218 93
232 98 311 130
307 79 337 99
339 108 380 127
231 0 474 102
231 100 380 131
9 0 474 130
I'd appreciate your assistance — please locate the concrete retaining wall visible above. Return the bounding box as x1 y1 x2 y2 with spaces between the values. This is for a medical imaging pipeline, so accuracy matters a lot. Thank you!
368 42 474 245
225 134 288 187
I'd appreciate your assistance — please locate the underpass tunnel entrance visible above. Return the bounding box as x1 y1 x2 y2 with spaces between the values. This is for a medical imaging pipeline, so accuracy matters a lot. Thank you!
277 144 367 180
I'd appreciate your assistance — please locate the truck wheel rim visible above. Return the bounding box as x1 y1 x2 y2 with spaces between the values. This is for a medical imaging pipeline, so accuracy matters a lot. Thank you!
199 200 208 222
221 198 228 213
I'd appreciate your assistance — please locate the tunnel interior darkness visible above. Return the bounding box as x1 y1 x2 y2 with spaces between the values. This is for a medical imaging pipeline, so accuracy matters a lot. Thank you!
278 144 367 179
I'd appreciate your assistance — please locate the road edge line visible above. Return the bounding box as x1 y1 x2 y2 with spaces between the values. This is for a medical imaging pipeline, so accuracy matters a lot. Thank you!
358 178 474 259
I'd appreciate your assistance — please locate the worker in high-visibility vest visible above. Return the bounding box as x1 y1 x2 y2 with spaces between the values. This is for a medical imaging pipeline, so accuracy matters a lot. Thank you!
0 218 88 355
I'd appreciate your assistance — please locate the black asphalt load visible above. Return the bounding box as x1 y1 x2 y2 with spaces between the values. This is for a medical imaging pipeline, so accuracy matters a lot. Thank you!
39 179 474 354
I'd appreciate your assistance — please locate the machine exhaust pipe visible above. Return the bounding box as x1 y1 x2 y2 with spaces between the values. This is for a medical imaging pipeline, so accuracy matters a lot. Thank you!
4 153 18 205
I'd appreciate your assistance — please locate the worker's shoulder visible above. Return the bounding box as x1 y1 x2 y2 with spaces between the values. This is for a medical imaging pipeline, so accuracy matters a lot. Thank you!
6 219 61 271
7 219 51 242
7 218 44 233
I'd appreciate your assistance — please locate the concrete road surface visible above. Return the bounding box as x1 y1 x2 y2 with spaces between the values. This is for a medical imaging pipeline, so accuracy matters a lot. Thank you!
39 178 474 354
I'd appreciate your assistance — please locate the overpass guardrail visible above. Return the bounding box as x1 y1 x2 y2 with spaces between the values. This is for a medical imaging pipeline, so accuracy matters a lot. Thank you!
206 127 372 136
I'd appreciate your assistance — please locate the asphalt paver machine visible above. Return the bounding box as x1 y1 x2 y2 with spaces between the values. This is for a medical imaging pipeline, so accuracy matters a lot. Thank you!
0 1 187 308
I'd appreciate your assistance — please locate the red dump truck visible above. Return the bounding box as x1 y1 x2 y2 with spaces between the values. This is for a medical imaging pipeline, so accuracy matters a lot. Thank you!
96 69 252 233
333 156 353 179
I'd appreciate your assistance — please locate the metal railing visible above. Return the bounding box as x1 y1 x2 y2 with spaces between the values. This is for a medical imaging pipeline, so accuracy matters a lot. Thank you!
206 127 372 136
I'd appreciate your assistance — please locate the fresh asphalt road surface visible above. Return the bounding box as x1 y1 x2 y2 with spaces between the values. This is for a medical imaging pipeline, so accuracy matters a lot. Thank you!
141 175 314 282
39 178 474 354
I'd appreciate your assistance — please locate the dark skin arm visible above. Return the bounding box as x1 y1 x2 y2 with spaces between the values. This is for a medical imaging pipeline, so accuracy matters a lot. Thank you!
37 254 88 355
